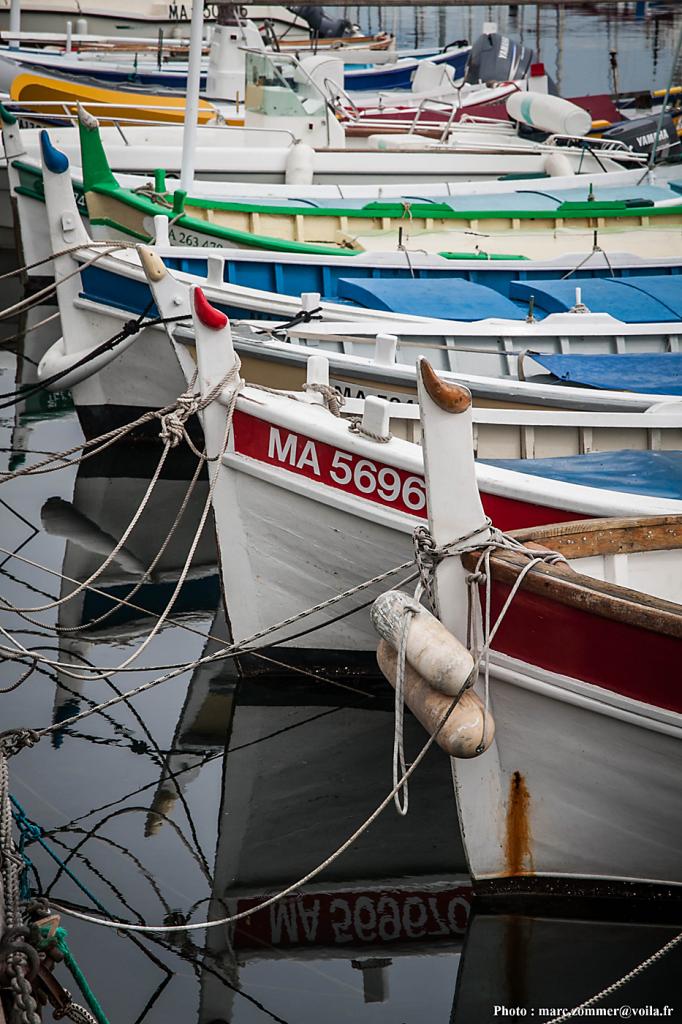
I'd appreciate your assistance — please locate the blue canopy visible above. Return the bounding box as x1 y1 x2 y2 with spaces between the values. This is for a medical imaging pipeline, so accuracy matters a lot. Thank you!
529 351 682 395
612 276 682 319
510 276 682 323
481 449 682 500
336 277 523 321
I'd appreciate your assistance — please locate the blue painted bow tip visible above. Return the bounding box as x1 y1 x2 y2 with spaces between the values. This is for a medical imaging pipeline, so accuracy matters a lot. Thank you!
40 130 70 174
0 103 16 125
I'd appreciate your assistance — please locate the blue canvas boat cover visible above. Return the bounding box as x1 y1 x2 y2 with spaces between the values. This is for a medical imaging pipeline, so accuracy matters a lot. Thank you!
510 275 682 323
336 277 523 321
529 351 682 395
481 449 682 500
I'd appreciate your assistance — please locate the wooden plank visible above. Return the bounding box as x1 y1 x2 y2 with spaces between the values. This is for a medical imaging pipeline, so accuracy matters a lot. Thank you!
460 516 682 640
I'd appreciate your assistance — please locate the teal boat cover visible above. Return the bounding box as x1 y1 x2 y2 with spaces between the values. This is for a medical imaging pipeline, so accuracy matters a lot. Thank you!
529 351 682 395
481 449 682 500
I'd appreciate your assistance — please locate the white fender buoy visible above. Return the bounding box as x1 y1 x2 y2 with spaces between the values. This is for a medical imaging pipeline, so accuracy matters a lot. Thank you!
507 92 592 138
285 141 315 185
377 640 494 758
371 590 474 698
543 151 574 177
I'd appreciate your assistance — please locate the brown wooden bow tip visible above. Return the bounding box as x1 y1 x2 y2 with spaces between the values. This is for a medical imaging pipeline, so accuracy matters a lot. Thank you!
419 359 471 413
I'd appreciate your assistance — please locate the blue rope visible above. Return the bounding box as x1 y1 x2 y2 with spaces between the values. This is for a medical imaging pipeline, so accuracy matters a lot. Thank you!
10 796 111 916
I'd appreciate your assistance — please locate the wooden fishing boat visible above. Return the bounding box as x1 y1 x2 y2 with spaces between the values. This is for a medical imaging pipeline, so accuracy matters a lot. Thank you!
71 109 681 259
140 279 682 685
0 28 397 91
7 106 670 277
10 45 650 180
413 362 682 899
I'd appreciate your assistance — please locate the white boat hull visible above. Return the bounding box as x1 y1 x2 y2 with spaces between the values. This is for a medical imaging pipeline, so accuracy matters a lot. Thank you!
454 652 682 895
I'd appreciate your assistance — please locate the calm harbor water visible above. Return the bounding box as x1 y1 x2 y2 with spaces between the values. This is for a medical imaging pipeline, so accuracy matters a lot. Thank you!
356 2 682 95
1 4 681 1021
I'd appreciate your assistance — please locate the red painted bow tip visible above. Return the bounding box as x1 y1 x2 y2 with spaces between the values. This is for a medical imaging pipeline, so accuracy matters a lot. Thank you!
194 287 228 330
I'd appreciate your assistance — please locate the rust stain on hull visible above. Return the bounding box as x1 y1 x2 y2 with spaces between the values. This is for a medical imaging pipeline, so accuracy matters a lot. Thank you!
503 770 535 877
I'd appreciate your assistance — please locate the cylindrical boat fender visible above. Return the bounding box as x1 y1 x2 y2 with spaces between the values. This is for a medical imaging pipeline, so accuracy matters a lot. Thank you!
506 92 592 138
377 640 494 758
371 589 474 698
284 141 315 185
37 331 142 392
542 151 574 177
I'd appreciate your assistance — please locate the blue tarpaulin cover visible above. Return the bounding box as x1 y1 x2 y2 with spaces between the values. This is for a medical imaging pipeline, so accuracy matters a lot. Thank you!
510 275 682 323
528 351 682 395
481 449 682 500
336 277 523 321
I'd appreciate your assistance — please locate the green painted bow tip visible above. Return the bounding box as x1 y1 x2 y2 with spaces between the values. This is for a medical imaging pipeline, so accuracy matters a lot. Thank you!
0 103 17 125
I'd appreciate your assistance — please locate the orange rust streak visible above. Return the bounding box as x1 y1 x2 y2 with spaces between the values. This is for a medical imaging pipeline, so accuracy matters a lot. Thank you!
503 770 535 877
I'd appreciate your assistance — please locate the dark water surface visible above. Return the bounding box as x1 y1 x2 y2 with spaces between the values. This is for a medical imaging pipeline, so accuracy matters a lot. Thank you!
1 5 682 1019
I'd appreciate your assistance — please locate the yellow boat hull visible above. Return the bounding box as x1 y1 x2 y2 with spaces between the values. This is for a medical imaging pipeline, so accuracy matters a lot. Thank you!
10 71 224 126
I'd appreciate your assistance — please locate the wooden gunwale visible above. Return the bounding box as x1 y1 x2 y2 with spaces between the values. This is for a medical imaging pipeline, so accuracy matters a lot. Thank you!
460 515 682 640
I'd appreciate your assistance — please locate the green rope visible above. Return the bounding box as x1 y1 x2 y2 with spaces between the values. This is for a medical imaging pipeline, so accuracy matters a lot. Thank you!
38 925 110 1024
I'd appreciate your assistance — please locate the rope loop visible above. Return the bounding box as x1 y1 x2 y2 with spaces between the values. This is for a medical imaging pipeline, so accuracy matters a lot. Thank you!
347 418 391 443
261 305 323 335
302 382 345 417
392 596 422 816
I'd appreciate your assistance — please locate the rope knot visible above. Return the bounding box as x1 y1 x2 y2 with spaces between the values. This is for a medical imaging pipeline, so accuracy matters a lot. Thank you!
0 729 39 758
157 390 201 448
412 520 493 611
119 318 143 340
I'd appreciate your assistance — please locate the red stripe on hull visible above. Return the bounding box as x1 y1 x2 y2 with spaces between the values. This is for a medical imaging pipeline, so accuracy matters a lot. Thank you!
489 583 681 713
233 411 591 531
481 493 585 532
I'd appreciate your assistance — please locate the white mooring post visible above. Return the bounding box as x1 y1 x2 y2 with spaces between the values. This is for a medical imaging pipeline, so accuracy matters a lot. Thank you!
416 357 490 641
9 0 20 49
180 0 206 193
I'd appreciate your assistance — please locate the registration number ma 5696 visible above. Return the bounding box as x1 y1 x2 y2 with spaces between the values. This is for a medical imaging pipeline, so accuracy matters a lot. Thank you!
233 413 427 517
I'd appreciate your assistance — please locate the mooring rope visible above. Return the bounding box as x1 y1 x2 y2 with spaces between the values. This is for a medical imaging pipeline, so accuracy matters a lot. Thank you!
542 931 682 1023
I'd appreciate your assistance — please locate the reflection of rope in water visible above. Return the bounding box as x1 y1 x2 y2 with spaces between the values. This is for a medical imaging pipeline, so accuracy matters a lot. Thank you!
2 643 213 874
45 806 213 898
47 703 357 840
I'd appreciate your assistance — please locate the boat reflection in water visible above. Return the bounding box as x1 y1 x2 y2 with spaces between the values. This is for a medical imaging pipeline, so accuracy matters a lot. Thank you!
167 662 469 1022
42 442 220 736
